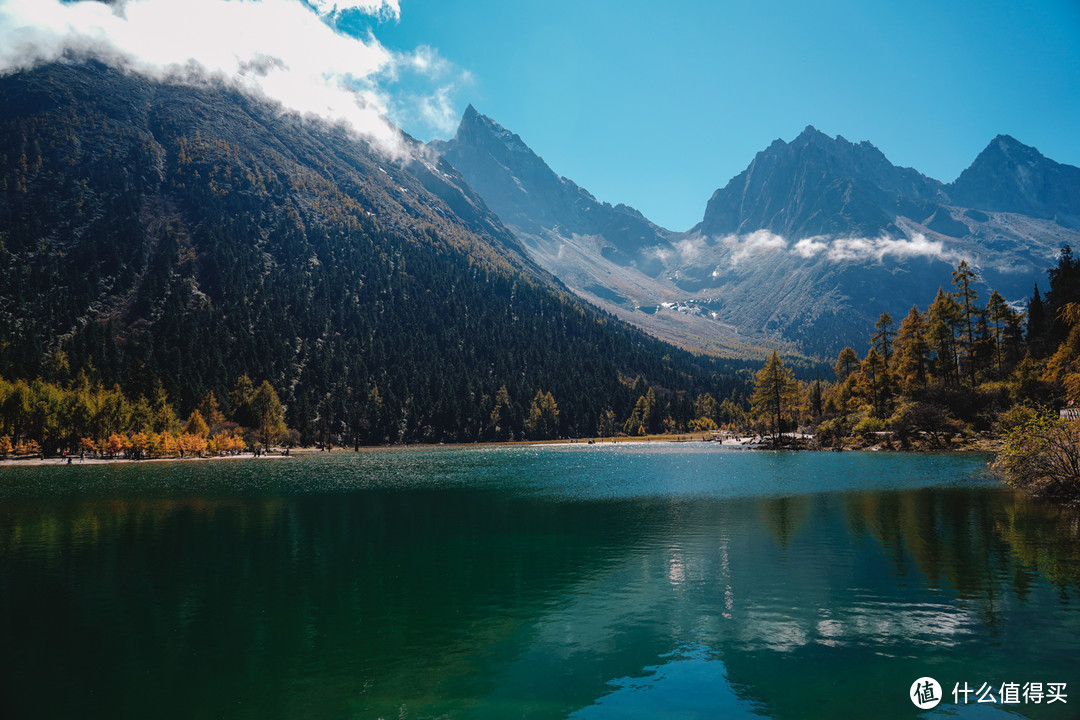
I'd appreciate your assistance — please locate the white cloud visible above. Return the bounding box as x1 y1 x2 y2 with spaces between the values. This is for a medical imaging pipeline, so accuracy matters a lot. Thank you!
674 235 707 263
416 85 458 135
792 236 828 258
385 45 474 137
407 45 451 76
711 229 964 266
650 246 673 263
307 0 400 20
721 230 788 265
826 233 958 263
0 0 463 156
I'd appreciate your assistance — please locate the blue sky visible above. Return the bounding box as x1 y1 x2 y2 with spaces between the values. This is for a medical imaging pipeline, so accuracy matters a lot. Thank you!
5 1 1074 232
354 0 1080 231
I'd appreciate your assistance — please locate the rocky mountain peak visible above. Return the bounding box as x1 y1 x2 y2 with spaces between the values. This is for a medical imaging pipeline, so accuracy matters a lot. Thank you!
450 105 532 159
793 124 830 145
948 135 1080 225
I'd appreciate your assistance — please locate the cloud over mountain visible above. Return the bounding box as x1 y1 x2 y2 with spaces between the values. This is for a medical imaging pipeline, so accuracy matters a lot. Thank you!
0 0 460 154
307 0 400 20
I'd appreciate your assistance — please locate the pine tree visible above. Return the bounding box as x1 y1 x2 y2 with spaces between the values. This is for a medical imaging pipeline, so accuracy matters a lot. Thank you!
694 393 719 425
1027 284 1048 357
183 409 210 438
198 391 226 429
893 306 929 393
1042 245 1080 352
751 351 800 444
623 397 646 436
834 347 860 382
928 288 961 385
525 390 559 440
230 374 256 428
250 380 287 451
597 409 616 438
489 384 512 441
1044 303 1080 403
151 380 179 435
853 348 891 418
986 290 1013 378
872 312 895 371
951 260 980 387
643 387 661 434
809 379 823 420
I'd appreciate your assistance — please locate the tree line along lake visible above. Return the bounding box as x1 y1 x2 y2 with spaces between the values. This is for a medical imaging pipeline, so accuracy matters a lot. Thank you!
1 445 1077 720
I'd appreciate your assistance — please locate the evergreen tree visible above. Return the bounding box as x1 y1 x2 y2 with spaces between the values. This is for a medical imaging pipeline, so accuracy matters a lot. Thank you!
751 351 800 443
871 312 895 371
364 384 384 443
643 387 662 435
928 288 961 385
198 391 226 430
986 290 1014 378
489 385 512 441
151 380 179 434
694 393 719 425
597 409 616 438
1047 245 1080 345
250 380 287 451
230 375 256 429
809 379 823 420
951 260 980 387
1043 302 1080 403
183 409 210 438
834 347 860 382
623 395 648 436
130 395 154 434
973 310 995 377
853 348 891 418
1026 284 1048 357
893 306 929 393
525 390 559 440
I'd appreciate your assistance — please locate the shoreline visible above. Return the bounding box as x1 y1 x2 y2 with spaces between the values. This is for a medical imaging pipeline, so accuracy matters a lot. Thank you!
0 451 294 468
0 432 1001 468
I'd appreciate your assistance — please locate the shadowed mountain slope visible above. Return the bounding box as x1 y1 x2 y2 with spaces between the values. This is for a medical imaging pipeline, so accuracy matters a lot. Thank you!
0 62 751 442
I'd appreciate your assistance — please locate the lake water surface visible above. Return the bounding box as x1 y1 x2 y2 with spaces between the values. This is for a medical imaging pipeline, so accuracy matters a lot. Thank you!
1 445 1078 719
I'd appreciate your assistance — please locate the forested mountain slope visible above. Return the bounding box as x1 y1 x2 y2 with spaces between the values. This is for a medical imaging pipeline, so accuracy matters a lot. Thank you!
0 62 751 443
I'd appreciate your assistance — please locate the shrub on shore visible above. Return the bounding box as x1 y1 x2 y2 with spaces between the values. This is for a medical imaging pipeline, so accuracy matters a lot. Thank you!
993 413 1080 502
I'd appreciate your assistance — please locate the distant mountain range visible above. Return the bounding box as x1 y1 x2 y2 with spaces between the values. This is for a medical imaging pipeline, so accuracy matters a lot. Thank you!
435 111 1080 358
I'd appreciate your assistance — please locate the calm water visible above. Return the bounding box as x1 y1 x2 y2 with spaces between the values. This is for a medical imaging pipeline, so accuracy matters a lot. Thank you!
1 445 1078 719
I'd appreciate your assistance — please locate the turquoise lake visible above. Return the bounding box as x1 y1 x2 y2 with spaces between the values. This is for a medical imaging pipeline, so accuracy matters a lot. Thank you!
1 445 1078 719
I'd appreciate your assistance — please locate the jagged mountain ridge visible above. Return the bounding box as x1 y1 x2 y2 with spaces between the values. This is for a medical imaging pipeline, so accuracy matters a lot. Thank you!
0 61 749 442
434 110 1080 359
696 125 946 240
695 127 1079 243
431 106 673 273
